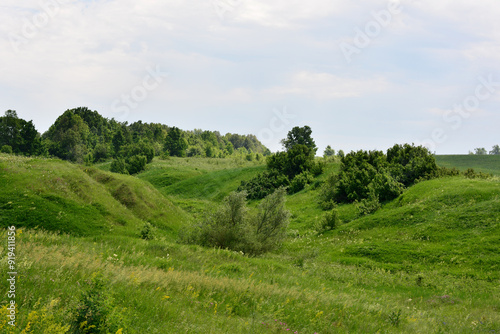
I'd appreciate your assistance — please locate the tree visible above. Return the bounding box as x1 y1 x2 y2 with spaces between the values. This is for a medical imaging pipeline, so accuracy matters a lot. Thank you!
474 147 487 155
323 145 335 158
489 145 500 155
43 110 90 162
281 126 317 154
164 127 187 157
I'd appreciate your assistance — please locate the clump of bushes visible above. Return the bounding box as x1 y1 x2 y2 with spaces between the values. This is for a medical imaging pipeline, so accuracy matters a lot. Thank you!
320 144 439 212
183 188 290 255
239 126 324 199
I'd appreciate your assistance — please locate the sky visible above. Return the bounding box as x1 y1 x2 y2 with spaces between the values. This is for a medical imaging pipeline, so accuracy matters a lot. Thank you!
1 0 499 154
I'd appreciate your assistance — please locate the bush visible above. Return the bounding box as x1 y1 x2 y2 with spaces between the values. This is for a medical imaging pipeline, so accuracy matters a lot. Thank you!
252 187 290 253
110 158 128 174
186 188 290 255
289 171 313 194
93 143 109 163
356 188 381 216
140 222 154 240
315 206 340 233
126 155 147 174
0 145 12 154
238 169 290 200
72 274 123 334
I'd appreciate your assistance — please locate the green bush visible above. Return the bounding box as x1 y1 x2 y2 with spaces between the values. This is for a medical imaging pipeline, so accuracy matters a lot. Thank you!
0 145 12 154
126 155 147 174
72 274 122 334
315 206 340 233
356 187 381 216
186 188 290 254
110 158 128 174
289 171 313 194
140 222 154 240
238 169 290 200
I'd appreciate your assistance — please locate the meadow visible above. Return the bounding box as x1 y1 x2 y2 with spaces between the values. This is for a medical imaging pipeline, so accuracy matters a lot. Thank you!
0 153 499 333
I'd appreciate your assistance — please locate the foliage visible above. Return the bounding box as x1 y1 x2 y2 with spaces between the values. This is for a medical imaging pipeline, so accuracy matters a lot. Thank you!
322 144 437 205
315 206 340 233
289 171 313 194
72 274 122 334
1 145 13 154
238 170 290 200
164 126 188 157
281 125 317 154
490 144 500 155
126 155 147 175
355 187 382 216
387 143 439 186
323 145 335 157
474 147 487 155
186 188 290 254
0 110 44 156
110 158 128 174
140 222 154 240
239 127 323 199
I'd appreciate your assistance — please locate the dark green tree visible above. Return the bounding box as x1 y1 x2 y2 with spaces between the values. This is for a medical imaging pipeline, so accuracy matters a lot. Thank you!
164 127 187 157
281 125 317 154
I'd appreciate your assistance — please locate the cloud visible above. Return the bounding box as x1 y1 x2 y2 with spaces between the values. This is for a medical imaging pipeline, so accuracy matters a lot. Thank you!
265 71 390 100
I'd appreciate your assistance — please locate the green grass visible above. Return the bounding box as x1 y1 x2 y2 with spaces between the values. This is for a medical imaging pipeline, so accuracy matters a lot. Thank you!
1 153 500 333
436 154 500 175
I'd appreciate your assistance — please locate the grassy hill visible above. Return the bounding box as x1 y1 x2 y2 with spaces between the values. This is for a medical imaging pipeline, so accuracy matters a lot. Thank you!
1 153 500 333
0 154 189 238
436 154 500 175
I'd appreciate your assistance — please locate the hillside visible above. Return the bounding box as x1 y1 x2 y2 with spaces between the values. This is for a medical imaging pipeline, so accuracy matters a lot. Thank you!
1 154 499 333
0 154 189 238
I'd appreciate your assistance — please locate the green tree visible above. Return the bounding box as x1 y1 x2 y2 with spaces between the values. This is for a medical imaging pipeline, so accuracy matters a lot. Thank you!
43 110 90 162
323 145 335 158
489 145 500 155
281 125 317 154
474 147 487 155
112 128 125 157
164 127 187 157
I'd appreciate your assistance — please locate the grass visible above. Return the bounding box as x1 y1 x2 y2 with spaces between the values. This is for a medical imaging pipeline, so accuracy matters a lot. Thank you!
1 153 500 333
435 154 500 175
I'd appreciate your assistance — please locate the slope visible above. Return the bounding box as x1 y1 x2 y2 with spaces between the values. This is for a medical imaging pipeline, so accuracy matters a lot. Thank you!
0 153 189 238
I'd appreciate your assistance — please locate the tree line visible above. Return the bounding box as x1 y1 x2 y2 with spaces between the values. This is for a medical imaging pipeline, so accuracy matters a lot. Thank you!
0 108 271 174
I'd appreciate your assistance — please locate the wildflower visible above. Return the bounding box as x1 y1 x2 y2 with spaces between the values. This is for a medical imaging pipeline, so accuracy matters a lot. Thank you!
163 296 170 300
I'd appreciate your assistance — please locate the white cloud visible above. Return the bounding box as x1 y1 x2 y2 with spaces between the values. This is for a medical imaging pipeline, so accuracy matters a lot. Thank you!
265 71 390 100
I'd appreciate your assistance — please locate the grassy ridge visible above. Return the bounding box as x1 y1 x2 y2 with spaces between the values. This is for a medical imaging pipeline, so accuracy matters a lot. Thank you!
1 154 500 333
0 154 189 238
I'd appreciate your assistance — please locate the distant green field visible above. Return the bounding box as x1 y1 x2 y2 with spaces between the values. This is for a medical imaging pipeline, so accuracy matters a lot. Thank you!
436 155 500 175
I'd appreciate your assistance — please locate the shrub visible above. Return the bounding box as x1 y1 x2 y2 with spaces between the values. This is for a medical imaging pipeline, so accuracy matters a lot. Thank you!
125 155 147 174
72 274 121 334
356 188 381 216
93 143 109 163
315 206 340 233
110 158 128 174
289 171 313 194
252 187 290 253
0 145 12 154
140 222 154 240
238 170 290 200
187 188 290 255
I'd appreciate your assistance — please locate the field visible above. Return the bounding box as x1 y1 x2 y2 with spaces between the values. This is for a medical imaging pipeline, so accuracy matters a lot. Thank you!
435 155 500 176
1 153 499 333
